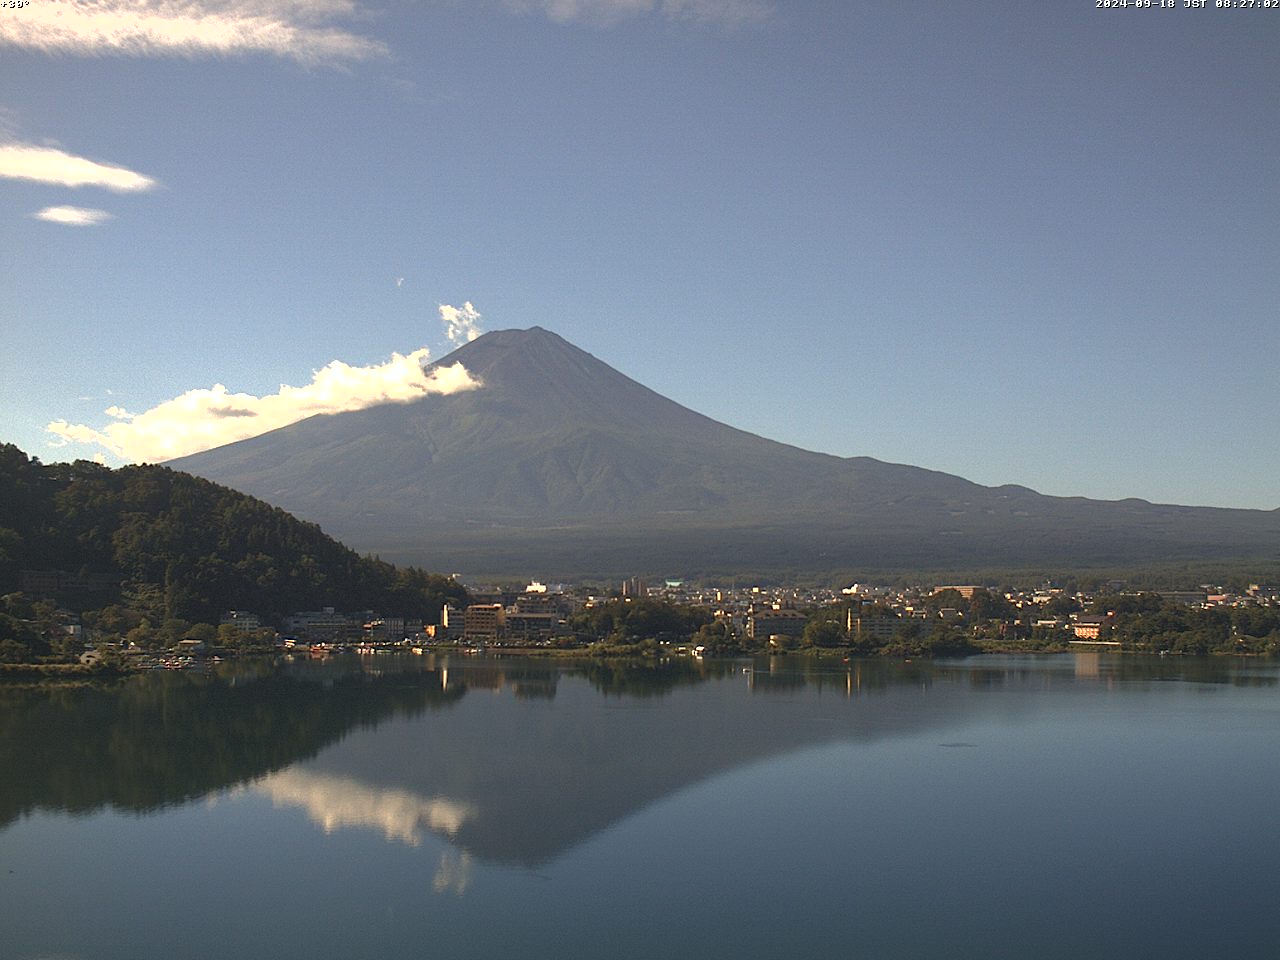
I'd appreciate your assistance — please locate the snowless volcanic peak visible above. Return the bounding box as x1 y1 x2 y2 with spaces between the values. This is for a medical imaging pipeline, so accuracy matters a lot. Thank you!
170 327 1280 576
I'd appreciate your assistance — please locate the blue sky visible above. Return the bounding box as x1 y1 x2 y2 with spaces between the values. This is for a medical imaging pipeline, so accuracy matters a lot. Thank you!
1 1 1277 508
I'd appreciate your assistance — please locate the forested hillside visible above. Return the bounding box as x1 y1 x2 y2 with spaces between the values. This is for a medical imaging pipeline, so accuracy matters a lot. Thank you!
0 444 466 659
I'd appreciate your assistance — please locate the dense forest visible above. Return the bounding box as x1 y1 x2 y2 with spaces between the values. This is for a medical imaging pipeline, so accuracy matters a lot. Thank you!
0 444 467 660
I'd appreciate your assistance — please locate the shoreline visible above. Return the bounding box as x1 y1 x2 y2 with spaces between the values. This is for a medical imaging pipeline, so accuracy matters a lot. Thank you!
4 642 1271 683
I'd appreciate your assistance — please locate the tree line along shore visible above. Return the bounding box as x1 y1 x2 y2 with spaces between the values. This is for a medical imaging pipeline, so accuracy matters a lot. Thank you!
3 444 1278 671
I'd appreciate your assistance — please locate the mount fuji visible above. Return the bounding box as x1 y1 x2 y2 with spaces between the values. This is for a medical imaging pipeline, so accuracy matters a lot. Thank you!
170 328 1279 576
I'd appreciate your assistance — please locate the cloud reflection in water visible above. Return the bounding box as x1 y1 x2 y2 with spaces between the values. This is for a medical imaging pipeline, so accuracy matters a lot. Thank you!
256 768 475 848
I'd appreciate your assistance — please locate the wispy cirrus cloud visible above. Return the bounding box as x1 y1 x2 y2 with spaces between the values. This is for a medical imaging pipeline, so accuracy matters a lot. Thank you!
0 142 157 191
0 105 19 139
33 205 114 226
47 344 482 462
504 0 770 27
0 0 386 64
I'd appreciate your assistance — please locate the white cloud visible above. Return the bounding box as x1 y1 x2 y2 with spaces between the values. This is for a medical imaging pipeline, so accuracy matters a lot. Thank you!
440 301 484 347
46 345 482 462
0 142 157 191
504 0 769 26
33 205 114 226
0 0 386 64
255 769 476 847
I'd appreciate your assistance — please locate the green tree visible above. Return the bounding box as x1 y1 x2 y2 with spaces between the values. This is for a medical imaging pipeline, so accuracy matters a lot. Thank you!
186 623 218 642
693 620 740 654
124 622 161 651
1042 595 1080 617
569 599 711 644
160 618 193 643
0 612 40 662
802 618 846 648
217 623 248 650
86 604 144 640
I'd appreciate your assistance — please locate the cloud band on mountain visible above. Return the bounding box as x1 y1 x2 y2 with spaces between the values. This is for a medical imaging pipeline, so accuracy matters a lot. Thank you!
46 348 481 463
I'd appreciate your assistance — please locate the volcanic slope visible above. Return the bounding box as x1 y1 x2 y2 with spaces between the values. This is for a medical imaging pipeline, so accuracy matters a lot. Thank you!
170 327 1280 576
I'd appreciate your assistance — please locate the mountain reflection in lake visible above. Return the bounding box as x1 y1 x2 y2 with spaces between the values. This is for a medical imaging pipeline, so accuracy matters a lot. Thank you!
3 653 1279 960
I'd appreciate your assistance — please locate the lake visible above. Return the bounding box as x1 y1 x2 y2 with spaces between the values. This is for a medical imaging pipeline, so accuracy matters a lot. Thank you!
2 652 1278 959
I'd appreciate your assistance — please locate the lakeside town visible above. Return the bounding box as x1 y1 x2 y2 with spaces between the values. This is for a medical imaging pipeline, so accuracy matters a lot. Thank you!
8 569 1280 672
6 447 1279 671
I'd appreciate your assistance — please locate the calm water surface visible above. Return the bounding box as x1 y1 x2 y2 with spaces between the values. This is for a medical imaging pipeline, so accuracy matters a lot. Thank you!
2 653 1279 959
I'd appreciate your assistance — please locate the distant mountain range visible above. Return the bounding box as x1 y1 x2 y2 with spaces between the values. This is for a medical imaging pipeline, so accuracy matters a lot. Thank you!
170 327 1279 577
